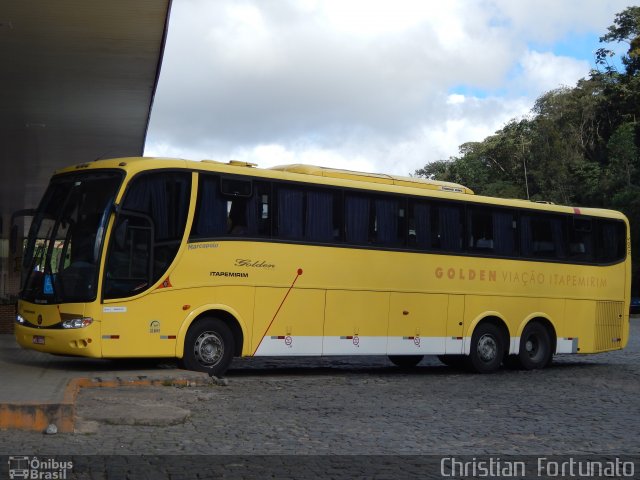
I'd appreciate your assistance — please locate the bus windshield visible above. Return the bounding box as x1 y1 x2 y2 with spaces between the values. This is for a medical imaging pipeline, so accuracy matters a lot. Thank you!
21 171 123 304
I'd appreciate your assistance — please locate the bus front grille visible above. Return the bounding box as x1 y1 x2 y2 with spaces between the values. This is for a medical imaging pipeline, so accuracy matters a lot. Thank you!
594 301 624 352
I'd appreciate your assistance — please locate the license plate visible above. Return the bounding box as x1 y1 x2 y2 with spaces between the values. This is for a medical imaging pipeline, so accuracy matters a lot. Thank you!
32 335 45 345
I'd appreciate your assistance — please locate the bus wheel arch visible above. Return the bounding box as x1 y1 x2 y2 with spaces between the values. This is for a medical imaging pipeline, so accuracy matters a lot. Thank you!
467 316 510 374
177 308 245 373
201 309 245 359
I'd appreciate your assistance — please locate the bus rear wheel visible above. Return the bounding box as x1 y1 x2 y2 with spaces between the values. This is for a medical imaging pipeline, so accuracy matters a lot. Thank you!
468 323 505 373
181 318 234 376
388 355 423 368
517 321 552 370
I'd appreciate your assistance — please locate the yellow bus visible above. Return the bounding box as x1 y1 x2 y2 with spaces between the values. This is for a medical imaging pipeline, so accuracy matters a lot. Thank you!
15 157 630 374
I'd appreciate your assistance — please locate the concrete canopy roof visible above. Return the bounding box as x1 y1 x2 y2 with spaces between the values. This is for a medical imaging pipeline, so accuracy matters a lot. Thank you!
0 0 171 215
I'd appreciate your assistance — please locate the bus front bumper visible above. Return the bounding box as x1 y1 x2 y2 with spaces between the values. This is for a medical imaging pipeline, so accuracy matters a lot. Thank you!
14 322 102 358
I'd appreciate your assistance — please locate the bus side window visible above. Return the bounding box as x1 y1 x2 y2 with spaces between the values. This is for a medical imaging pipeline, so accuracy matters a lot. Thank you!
192 175 270 238
492 210 517 256
596 220 626 263
273 185 340 243
408 201 431 249
276 187 304 240
192 175 227 237
345 194 370 244
468 208 494 252
372 197 403 246
521 214 565 259
227 199 248 235
431 203 462 252
222 177 253 236
227 181 271 237
254 183 271 236
332 191 343 242
305 189 336 243
569 217 593 261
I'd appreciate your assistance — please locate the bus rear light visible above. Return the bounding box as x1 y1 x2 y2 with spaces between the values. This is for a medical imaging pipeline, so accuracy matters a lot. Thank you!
62 317 93 329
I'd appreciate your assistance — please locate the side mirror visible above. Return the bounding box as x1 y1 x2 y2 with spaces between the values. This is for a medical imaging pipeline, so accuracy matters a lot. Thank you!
10 208 35 255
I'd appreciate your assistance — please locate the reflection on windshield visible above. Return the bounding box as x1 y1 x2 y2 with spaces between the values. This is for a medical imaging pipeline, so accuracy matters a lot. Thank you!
21 171 123 304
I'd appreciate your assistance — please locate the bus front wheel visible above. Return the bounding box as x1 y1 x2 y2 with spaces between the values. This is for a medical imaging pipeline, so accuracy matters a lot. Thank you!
468 323 505 373
181 318 234 376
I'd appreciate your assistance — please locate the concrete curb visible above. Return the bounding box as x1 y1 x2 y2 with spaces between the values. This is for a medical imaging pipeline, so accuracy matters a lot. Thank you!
0 373 210 433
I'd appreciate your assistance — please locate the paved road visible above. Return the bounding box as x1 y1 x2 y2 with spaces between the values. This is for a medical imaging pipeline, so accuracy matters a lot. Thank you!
1 319 639 478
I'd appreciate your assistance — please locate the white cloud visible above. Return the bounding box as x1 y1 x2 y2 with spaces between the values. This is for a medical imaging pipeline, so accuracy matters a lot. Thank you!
491 0 632 43
517 50 591 94
146 0 632 176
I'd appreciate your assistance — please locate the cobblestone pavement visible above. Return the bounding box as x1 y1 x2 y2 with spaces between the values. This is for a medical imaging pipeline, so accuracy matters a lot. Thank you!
1 320 639 477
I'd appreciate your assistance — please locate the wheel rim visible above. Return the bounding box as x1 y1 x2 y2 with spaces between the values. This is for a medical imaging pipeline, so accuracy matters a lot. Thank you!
524 333 542 361
477 334 497 362
194 331 224 367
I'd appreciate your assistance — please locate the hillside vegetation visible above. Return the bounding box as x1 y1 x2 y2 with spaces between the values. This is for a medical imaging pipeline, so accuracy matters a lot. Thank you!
416 7 640 288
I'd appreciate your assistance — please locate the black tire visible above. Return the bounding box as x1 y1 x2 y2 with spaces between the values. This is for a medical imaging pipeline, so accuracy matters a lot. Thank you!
437 355 467 369
388 355 423 368
468 323 505 373
181 318 234 375
517 321 552 370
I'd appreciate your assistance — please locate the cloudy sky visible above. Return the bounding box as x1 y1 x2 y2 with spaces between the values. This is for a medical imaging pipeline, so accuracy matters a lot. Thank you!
145 0 633 176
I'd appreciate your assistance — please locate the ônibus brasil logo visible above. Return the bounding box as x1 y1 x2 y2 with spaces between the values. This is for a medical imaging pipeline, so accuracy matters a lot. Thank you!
8 456 73 479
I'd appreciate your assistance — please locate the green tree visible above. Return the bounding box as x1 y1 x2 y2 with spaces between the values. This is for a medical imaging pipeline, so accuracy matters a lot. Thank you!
598 6 640 75
606 122 639 188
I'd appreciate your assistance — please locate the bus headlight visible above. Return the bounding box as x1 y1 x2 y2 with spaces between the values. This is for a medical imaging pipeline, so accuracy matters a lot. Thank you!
62 317 93 329
16 314 25 325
